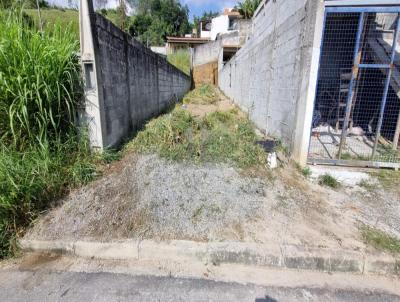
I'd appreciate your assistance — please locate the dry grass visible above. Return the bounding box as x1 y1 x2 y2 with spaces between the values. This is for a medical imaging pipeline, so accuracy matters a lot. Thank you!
360 224 400 255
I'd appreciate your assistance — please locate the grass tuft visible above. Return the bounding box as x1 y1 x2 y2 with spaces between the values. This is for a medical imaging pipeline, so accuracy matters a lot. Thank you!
358 179 375 190
360 224 400 255
318 174 341 189
301 166 312 178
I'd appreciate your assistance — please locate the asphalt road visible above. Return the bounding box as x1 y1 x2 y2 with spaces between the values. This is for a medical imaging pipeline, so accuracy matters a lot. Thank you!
0 270 399 302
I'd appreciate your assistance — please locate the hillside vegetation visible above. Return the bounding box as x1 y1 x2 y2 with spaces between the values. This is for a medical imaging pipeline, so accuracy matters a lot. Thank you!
24 8 79 38
24 8 122 40
167 50 191 76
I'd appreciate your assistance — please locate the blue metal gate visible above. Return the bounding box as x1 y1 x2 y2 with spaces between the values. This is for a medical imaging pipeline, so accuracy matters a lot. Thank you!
308 6 400 168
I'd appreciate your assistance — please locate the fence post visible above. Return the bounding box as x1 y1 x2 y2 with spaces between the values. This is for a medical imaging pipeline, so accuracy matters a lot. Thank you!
338 12 365 159
372 14 400 158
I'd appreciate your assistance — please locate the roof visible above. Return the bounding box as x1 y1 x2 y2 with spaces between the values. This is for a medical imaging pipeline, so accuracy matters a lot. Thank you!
166 37 210 44
223 8 241 17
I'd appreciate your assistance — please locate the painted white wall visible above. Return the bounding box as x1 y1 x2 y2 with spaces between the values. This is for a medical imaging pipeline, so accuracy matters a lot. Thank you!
211 15 230 40
151 46 167 56
201 30 211 38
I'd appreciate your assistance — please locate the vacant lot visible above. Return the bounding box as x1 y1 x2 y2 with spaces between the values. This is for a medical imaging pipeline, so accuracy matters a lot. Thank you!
26 86 400 255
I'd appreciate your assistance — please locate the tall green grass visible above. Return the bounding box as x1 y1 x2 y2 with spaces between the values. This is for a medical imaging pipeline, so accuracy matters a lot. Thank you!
0 8 81 148
167 49 191 76
0 8 101 258
24 8 79 39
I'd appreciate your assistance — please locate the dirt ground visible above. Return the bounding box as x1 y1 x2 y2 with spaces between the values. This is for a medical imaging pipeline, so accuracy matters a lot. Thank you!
25 91 400 253
25 150 400 253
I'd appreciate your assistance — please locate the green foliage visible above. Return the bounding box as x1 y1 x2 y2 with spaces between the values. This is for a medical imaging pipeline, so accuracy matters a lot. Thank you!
127 87 267 168
24 8 79 39
183 84 219 105
128 0 191 46
168 50 191 76
192 10 219 32
0 8 105 258
295 163 311 178
0 9 81 149
318 174 341 189
23 0 49 8
236 0 262 19
360 224 400 255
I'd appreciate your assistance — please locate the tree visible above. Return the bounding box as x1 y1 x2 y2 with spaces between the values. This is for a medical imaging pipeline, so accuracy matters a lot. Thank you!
236 0 262 19
128 0 190 46
117 0 128 31
23 0 48 8
192 10 219 33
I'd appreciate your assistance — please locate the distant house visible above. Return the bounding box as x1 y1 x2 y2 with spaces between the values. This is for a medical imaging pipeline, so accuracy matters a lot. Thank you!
165 37 211 54
200 8 243 41
166 8 248 54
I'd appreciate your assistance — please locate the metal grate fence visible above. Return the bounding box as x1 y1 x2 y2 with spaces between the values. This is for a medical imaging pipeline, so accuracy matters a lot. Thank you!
309 7 400 168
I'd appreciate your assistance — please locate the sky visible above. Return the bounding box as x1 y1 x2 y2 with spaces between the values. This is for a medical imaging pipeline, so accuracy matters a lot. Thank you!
181 0 236 19
47 0 237 20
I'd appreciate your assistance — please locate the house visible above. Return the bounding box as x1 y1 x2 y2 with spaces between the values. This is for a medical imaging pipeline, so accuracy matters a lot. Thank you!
165 36 210 54
166 8 250 54
191 9 252 86
200 8 243 40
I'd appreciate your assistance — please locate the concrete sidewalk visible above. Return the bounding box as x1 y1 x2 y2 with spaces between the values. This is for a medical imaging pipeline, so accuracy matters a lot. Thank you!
19 238 400 276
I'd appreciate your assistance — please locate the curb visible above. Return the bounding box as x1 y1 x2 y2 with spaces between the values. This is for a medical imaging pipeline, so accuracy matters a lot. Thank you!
19 239 400 276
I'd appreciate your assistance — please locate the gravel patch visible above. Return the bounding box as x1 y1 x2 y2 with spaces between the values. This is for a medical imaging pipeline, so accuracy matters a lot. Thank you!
26 154 269 242
25 154 400 252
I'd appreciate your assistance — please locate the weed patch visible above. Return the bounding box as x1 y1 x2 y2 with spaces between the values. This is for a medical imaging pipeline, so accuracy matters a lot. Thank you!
318 174 341 189
183 84 219 105
371 170 400 189
360 225 400 255
296 163 311 178
358 179 376 190
127 105 267 169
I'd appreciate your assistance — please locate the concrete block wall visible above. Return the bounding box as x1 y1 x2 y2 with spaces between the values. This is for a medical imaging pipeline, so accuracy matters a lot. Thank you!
81 2 191 149
193 32 244 67
193 32 242 86
219 0 324 164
